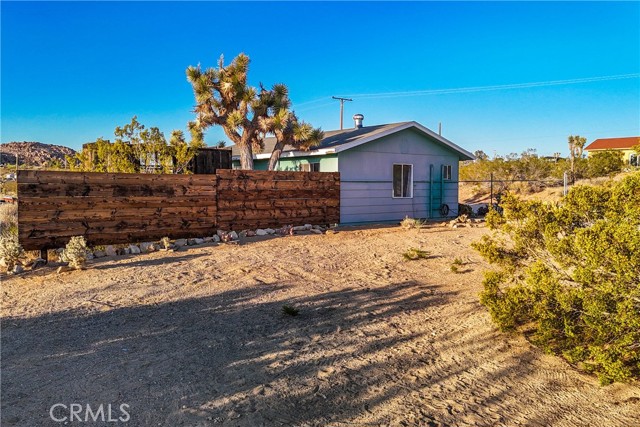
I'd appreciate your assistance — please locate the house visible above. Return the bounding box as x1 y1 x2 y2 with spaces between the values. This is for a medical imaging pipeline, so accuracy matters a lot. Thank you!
584 136 640 166
230 116 475 224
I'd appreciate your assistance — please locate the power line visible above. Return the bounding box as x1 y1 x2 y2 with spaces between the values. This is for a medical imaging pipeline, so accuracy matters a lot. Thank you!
292 74 639 107
344 74 639 99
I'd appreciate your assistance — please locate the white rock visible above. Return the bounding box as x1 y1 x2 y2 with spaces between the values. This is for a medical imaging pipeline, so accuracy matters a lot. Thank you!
256 229 268 236
265 228 276 235
12 265 24 274
123 247 131 255
105 245 117 256
86 252 95 260
194 238 205 245
216 230 226 237
173 239 188 247
212 235 221 243
229 231 239 240
310 229 323 234
293 225 306 232
94 250 106 258
129 245 141 254
203 236 214 243
304 224 312 230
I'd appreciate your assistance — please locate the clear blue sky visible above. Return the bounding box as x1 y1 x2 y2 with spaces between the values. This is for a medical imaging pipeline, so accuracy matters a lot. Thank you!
2 1 639 156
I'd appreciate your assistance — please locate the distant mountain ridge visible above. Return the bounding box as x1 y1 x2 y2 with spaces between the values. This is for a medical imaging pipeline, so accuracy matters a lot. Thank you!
0 141 76 166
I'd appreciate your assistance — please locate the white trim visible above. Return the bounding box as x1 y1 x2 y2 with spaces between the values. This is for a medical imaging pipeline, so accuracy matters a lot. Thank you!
392 163 413 199
232 148 335 161
443 164 452 180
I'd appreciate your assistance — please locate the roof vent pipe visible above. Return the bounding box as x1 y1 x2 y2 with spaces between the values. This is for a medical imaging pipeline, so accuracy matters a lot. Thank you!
353 114 364 129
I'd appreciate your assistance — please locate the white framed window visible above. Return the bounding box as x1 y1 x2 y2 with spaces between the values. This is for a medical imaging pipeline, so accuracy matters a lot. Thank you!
310 162 320 172
443 165 452 180
393 164 413 198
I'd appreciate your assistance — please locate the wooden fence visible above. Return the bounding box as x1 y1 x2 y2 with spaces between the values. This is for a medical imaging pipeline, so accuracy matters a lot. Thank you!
17 169 340 250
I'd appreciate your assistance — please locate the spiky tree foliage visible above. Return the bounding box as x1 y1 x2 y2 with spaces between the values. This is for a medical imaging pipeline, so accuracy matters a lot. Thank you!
167 126 205 174
258 84 324 171
186 54 271 170
568 135 587 182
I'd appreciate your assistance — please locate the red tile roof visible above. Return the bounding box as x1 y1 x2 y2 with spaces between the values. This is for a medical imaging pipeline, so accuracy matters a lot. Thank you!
585 136 640 151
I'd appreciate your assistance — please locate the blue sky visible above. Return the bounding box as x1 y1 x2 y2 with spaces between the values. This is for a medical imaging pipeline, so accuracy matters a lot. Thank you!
2 1 639 156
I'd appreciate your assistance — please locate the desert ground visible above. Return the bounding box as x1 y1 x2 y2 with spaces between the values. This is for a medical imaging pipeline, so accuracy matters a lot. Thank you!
2 225 639 426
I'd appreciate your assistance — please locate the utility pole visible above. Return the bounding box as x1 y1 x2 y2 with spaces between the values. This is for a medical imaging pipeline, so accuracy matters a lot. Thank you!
332 96 353 130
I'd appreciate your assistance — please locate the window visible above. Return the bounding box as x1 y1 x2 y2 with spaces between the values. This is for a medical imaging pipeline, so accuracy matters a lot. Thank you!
393 164 413 198
300 162 320 172
443 165 452 180
630 154 639 167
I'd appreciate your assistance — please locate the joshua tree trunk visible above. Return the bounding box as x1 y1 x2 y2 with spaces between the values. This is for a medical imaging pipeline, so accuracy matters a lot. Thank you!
239 142 254 170
267 141 285 171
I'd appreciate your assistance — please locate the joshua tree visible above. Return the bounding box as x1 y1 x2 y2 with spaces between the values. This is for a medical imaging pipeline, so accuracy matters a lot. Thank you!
259 84 324 171
568 135 587 182
186 53 322 170
186 54 271 170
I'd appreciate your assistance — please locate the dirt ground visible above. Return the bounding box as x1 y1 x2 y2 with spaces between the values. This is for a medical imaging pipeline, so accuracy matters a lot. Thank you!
2 225 639 427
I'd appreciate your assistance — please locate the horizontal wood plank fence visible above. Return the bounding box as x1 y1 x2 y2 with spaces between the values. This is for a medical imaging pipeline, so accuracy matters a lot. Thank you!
17 169 340 250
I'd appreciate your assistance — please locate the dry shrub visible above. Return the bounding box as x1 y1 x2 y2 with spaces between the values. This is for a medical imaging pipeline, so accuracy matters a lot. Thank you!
61 236 89 269
400 216 424 230
0 231 24 271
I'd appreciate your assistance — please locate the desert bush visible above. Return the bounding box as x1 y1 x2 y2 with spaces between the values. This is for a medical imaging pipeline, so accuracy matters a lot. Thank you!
0 231 24 271
587 150 624 178
61 236 89 269
160 236 171 249
473 173 640 384
402 247 430 261
0 203 18 234
400 216 424 230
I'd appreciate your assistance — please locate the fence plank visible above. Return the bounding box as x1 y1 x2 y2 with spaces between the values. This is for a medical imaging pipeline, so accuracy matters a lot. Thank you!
17 169 340 250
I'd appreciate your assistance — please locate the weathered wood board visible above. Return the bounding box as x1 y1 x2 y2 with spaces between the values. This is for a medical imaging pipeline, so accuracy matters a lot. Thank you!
17 169 340 250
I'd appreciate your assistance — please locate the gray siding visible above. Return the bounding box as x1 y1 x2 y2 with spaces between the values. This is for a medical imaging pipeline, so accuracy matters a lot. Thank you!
338 128 460 224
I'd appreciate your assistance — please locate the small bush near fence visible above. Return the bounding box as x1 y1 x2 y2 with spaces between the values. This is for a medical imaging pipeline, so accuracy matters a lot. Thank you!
472 173 640 384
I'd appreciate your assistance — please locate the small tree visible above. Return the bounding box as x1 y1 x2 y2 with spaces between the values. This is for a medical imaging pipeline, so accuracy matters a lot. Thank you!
61 236 89 270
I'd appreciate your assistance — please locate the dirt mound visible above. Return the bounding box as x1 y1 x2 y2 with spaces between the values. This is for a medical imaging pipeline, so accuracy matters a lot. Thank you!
0 141 76 166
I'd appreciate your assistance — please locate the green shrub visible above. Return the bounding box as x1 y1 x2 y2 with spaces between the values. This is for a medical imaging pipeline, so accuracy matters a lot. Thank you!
402 247 430 261
587 150 623 178
61 236 89 270
474 172 640 384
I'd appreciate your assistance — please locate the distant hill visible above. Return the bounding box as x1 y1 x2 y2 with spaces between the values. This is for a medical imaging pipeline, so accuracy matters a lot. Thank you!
0 141 76 166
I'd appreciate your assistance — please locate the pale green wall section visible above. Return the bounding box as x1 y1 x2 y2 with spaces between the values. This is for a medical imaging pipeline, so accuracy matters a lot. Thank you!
232 154 338 172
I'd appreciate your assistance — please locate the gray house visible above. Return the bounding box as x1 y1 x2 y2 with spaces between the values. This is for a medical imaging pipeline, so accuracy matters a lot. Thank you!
231 117 474 224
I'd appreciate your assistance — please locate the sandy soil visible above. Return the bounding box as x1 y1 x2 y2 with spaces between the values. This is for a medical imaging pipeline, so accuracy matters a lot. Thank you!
2 225 639 426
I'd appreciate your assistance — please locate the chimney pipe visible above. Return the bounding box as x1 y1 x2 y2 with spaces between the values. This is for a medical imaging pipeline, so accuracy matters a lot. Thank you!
353 114 364 129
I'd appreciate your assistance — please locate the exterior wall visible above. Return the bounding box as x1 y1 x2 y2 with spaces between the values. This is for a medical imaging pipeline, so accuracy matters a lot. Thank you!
338 128 460 224
233 154 338 172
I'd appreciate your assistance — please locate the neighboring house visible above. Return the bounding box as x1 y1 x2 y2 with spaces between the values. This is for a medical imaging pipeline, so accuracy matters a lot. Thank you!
230 116 474 223
584 136 640 166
